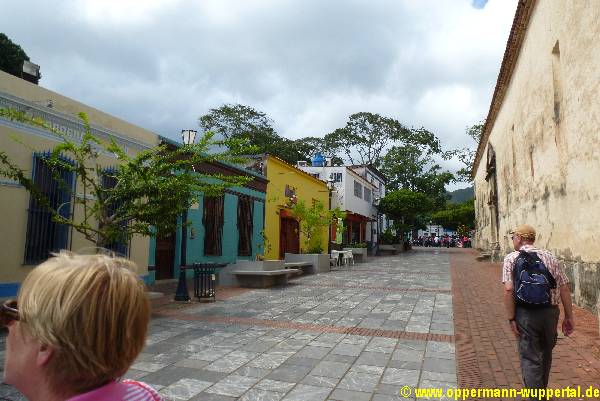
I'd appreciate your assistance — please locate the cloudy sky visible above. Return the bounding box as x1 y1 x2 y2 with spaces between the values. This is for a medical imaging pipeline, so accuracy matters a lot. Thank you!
2 0 517 189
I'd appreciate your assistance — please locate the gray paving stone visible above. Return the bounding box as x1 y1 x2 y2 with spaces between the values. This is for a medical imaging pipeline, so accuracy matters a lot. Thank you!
381 368 420 387
240 389 285 401
160 378 213 401
330 343 364 357
300 375 339 388
175 358 211 369
310 361 351 378
205 375 261 397
282 384 332 401
329 388 372 401
355 351 390 367
266 364 313 382
255 379 296 393
422 358 456 374
337 371 381 392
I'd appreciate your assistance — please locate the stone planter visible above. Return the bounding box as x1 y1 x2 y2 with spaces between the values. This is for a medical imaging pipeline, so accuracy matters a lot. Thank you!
284 253 330 274
343 247 368 263
218 259 284 286
392 243 405 253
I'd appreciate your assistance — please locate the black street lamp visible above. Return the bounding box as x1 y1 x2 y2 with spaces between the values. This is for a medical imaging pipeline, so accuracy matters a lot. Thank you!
174 129 197 302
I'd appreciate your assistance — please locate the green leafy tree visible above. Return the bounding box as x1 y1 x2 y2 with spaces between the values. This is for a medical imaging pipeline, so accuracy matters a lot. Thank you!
378 189 433 239
380 133 453 209
431 199 475 231
0 33 30 78
324 112 412 167
290 199 345 254
199 103 319 164
0 108 253 249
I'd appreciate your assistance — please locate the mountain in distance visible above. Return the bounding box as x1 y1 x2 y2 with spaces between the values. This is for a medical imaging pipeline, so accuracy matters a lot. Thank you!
448 186 474 204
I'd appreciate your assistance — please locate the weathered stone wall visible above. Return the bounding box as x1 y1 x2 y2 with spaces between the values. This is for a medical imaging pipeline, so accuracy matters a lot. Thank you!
474 1 600 313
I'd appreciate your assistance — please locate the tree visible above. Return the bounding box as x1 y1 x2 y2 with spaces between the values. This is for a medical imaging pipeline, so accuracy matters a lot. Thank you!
290 199 345 254
199 103 315 164
0 33 30 78
0 108 253 249
324 112 411 167
431 199 475 231
378 189 433 238
380 128 454 210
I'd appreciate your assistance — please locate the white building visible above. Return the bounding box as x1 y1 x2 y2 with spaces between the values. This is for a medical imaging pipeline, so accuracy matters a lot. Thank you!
296 159 378 247
348 165 392 233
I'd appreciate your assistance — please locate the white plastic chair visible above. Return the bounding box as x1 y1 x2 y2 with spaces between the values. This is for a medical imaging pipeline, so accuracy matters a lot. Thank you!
342 250 354 266
330 250 340 268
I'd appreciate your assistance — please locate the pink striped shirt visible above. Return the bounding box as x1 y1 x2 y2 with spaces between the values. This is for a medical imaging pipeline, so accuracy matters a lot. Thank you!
502 244 569 305
67 380 163 401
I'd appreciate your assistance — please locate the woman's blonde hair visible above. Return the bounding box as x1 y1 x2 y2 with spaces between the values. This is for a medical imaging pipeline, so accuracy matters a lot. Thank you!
17 252 150 394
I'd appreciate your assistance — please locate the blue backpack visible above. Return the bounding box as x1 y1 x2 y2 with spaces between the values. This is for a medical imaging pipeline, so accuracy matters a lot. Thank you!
513 250 557 307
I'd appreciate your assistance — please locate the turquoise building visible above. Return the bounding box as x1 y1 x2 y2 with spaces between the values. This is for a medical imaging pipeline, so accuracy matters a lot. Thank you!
147 152 267 284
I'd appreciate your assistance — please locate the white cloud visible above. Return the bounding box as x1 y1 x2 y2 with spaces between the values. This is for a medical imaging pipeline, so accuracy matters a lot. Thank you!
1 0 518 188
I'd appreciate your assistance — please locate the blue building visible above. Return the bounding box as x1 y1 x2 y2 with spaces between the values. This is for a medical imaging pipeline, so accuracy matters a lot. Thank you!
147 151 268 284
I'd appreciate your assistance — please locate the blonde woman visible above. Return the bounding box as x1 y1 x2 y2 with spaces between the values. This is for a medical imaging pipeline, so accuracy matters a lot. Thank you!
1 252 163 401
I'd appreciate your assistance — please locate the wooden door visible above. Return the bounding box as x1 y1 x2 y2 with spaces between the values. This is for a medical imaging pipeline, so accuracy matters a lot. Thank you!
155 232 176 280
280 217 299 259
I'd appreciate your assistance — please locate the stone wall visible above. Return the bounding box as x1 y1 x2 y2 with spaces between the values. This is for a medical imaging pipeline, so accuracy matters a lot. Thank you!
473 1 600 313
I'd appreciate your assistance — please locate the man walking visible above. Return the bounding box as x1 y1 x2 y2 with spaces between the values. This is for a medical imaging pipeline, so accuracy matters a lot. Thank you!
502 224 575 391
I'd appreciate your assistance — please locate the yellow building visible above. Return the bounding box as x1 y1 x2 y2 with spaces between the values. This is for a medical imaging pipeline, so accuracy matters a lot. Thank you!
0 70 159 295
254 155 329 260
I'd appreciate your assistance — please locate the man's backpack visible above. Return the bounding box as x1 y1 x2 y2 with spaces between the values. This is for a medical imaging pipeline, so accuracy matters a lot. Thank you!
513 250 557 307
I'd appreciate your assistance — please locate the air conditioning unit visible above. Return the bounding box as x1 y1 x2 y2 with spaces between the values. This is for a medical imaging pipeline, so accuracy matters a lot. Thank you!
297 161 307 167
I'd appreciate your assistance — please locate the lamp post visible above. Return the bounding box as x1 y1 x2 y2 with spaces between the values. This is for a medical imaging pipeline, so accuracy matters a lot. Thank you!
174 129 197 302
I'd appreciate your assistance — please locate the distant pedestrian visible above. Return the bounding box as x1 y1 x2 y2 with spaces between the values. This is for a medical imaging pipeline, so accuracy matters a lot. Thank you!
502 225 574 395
1 252 163 401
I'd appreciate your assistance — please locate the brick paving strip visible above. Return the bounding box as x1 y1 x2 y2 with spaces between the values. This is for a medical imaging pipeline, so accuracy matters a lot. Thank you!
450 248 600 400
299 282 452 294
154 308 455 343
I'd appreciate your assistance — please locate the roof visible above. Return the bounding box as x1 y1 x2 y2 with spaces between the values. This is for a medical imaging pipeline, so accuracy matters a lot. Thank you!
265 154 329 187
348 164 388 183
471 0 538 177
158 136 267 181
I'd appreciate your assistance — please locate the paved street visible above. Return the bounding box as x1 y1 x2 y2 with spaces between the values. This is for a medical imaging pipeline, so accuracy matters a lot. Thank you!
1 248 599 401
0 250 456 401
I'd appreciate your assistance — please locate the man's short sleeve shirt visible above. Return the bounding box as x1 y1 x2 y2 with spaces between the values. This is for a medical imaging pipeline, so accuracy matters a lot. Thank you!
502 244 569 305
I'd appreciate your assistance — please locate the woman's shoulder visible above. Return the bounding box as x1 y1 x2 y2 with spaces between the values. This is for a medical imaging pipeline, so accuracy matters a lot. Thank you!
121 379 164 401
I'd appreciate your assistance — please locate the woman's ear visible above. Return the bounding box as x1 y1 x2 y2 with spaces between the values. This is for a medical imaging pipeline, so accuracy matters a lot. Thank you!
36 343 54 367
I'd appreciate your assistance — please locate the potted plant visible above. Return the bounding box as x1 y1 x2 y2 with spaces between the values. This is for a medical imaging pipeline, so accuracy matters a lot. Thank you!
284 200 345 273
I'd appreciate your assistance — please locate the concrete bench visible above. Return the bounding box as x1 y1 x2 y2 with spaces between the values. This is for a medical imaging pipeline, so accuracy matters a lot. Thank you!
232 269 300 288
284 262 313 275
378 245 398 255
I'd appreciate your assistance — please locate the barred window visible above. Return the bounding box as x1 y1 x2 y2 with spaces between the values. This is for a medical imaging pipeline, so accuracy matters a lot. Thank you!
237 196 254 256
100 169 129 256
24 153 74 264
203 195 224 256
353 180 362 198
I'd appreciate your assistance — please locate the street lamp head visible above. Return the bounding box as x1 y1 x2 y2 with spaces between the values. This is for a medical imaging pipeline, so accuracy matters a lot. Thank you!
181 129 197 146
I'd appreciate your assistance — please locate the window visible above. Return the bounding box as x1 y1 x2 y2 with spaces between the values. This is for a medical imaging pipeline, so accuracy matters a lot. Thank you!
285 185 296 198
330 172 342 183
24 153 74 264
353 180 362 198
237 196 254 256
364 188 372 203
310 173 320 179
203 195 224 256
100 169 129 256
